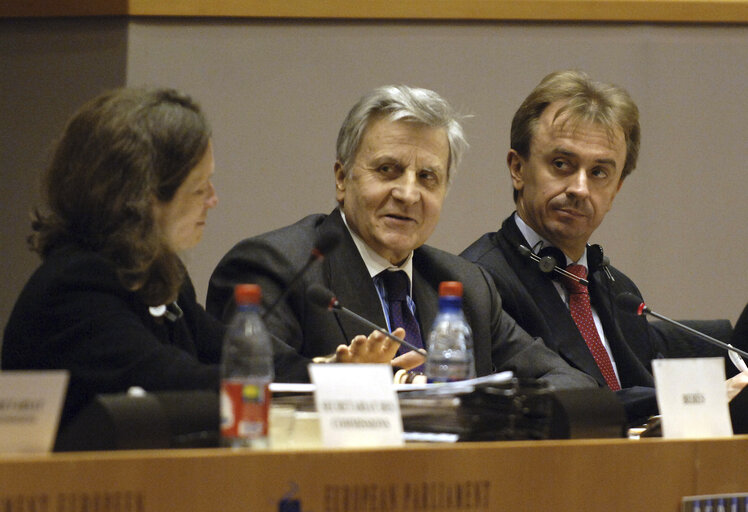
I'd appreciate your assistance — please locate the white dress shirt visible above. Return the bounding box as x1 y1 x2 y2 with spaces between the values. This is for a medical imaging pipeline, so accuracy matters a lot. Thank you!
340 212 417 332
514 213 620 383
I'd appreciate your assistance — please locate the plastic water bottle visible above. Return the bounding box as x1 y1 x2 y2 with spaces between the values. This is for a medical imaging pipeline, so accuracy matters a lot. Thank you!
425 281 476 382
220 284 274 448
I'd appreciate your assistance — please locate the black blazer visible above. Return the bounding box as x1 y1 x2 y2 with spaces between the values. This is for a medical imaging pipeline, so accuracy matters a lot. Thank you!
208 209 596 389
2 244 224 428
732 303 748 349
461 214 660 389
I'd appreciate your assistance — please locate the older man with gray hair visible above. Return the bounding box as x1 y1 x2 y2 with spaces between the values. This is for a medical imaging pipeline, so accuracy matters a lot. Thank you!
207 84 595 388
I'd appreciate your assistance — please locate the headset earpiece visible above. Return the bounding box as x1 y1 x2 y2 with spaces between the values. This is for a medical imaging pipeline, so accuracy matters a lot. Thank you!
517 244 589 286
536 246 566 277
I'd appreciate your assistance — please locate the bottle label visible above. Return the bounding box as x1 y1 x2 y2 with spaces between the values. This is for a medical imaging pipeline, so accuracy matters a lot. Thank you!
220 379 270 439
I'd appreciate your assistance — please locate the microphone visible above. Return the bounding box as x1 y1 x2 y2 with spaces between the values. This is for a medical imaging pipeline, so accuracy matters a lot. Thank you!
615 292 748 366
518 245 589 286
307 284 428 356
261 231 340 321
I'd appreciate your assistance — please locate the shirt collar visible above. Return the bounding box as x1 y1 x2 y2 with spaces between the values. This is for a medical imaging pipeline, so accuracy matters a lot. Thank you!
340 211 414 284
513 212 589 269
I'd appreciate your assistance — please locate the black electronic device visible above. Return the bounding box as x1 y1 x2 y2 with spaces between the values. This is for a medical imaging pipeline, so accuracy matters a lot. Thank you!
518 242 615 286
55 390 219 451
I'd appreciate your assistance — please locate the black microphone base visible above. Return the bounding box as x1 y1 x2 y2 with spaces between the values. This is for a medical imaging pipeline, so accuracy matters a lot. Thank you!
730 385 748 434
55 390 219 452
548 387 627 439
400 380 627 441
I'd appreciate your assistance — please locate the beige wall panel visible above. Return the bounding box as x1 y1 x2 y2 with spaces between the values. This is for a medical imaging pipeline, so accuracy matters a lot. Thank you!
1 19 746 340
125 20 748 324
0 19 128 337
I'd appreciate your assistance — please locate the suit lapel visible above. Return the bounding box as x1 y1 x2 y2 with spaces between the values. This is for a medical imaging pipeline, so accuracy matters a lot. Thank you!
499 216 608 386
411 252 438 341
322 209 388 344
590 274 655 387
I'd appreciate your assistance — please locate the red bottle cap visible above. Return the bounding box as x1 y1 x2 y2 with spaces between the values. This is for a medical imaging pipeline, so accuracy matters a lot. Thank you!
234 284 262 305
438 281 463 297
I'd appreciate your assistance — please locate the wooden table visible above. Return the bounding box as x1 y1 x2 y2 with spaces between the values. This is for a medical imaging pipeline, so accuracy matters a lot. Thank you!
1 436 747 511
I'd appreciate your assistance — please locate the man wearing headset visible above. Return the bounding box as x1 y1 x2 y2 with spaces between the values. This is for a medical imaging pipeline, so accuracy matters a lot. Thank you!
462 70 748 417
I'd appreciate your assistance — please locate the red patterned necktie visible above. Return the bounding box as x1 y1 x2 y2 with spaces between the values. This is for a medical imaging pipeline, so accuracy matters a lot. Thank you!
562 265 621 391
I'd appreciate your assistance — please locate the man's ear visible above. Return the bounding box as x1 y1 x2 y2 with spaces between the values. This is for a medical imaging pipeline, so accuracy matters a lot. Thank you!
507 149 524 191
334 161 346 205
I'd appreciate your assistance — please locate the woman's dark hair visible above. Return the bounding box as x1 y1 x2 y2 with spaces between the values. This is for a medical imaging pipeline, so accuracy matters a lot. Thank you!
31 87 211 305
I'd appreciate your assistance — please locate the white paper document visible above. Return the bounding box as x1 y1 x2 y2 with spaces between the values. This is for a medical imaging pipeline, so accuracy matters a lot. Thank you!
309 364 403 447
652 357 732 438
0 370 69 453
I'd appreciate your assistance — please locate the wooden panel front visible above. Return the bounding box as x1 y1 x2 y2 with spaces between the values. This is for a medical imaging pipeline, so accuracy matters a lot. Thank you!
0 437 744 511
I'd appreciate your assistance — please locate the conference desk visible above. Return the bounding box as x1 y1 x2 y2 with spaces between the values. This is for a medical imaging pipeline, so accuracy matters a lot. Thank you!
1 436 746 511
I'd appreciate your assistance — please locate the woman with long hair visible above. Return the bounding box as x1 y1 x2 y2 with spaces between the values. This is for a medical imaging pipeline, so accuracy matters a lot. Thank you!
2 88 224 430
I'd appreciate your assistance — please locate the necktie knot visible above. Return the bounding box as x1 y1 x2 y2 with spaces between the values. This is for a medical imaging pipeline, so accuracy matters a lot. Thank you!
562 264 589 294
380 270 410 302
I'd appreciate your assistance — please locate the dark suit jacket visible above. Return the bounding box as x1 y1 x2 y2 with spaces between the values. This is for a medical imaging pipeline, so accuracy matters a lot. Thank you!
650 318 737 378
732 303 748 349
462 214 661 389
462 215 667 423
207 209 596 390
2 244 224 429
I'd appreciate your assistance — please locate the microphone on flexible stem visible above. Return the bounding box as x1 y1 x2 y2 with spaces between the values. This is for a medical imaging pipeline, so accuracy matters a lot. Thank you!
518 245 589 286
615 292 748 368
261 231 340 322
307 284 428 357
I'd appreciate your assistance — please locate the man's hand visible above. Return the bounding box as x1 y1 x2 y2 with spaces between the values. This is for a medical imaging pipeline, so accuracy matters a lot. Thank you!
727 370 748 401
334 327 406 364
392 350 426 371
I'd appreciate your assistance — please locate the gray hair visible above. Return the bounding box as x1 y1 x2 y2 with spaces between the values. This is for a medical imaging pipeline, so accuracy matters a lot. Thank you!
336 85 467 181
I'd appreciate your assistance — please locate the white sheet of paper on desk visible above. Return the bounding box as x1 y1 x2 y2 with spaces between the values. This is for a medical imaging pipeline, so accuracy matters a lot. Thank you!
0 370 68 453
270 371 514 394
309 363 403 447
652 357 732 438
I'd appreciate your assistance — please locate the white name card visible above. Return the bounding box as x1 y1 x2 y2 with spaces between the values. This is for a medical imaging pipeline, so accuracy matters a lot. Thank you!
309 364 403 448
0 370 69 453
652 358 732 438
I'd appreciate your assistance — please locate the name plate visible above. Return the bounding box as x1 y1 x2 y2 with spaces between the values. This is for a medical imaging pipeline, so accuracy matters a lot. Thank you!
0 370 68 453
652 358 732 438
309 364 403 447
